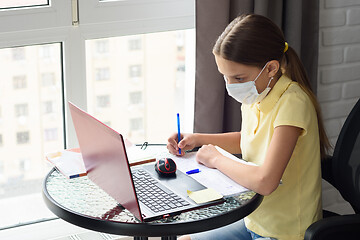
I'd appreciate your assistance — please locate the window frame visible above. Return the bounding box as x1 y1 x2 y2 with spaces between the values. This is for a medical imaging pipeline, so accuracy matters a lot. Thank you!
0 0 195 232
0 1 71 33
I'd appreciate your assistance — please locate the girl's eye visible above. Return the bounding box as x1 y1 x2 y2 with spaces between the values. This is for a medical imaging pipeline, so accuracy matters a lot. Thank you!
235 77 244 82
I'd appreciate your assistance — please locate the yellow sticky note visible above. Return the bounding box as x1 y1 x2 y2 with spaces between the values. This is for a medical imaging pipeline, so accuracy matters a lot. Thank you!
187 188 223 204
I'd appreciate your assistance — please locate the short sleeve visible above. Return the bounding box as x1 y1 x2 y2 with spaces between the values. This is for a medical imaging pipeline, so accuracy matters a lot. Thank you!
273 86 315 136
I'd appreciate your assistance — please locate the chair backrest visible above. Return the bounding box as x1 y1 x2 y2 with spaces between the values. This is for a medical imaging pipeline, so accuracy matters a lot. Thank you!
331 98 360 214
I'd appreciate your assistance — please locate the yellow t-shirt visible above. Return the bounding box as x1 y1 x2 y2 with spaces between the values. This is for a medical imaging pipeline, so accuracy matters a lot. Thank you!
241 75 322 240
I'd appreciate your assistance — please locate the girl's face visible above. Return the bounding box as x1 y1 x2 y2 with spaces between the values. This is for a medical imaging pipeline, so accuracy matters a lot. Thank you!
214 54 278 94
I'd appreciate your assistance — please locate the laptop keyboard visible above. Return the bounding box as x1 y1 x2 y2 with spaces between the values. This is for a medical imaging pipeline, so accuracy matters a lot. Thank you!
132 169 190 213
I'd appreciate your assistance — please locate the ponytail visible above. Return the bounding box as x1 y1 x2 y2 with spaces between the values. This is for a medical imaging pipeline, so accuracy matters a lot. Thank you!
283 46 332 160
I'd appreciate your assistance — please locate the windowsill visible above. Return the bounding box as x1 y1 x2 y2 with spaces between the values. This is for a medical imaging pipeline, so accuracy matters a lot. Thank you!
0 218 87 240
0 218 132 240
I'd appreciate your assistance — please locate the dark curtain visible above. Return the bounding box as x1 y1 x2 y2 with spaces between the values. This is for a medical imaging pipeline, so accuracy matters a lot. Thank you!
194 0 319 133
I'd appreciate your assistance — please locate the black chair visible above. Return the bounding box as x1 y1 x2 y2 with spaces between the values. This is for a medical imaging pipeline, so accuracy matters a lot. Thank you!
304 98 360 240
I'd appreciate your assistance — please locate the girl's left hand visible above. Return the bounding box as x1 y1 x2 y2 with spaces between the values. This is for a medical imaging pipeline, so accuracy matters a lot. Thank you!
196 144 222 169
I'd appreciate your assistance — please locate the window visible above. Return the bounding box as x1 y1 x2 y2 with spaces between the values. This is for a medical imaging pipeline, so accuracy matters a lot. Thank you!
43 101 54 114
0 43 64 229
12 48 25 61
41 73 56 87
0 0 194 233
95 68 110 81
96 40 109 54
130 118 143 131
129 64 142 78
16 131 30 144
86 29 195 144
97 95 110 108
129 38 142 51
0 0 49 9
13 75 27 89
15 104 29 117
129 91 143 105
44 128 58 141
39 45 51 58
39 45 56 62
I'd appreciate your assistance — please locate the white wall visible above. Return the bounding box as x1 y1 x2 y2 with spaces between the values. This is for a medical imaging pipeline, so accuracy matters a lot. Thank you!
318 0 360 214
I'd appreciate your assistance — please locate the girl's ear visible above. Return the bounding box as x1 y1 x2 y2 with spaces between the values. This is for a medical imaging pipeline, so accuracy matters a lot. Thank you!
267 60 280 78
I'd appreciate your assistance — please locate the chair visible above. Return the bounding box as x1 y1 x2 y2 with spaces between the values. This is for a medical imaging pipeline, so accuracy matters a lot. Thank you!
304 98 360 239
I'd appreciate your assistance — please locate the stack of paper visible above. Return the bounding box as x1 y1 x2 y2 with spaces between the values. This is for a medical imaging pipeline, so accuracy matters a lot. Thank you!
46 144 156 179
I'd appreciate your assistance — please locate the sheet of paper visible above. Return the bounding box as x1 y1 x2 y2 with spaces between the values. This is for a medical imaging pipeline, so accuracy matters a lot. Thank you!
126 145 156 166
187 188 223 204
172 146 256 196
46 150 87 179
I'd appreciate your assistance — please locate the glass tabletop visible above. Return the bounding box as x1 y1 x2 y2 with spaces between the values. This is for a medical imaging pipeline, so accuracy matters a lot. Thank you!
45 168 258 224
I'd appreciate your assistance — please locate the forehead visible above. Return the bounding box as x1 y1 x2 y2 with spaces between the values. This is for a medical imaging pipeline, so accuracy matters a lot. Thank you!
214 54 256 76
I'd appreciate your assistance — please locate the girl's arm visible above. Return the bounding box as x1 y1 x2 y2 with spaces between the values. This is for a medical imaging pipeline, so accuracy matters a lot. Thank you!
196 125 301 196
167 132 241 156
193 132 241 154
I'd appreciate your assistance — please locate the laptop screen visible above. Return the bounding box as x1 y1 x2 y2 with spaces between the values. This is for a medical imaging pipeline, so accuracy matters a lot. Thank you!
68 102 143 221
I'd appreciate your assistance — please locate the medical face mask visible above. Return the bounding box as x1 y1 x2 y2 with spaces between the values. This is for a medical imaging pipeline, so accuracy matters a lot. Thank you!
224 63 273 105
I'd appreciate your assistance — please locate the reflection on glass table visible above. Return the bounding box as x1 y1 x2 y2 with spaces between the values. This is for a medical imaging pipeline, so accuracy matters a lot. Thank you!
43 168 263 239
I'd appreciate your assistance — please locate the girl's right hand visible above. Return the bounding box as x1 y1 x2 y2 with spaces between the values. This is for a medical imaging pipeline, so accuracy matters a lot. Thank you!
167 133 197 156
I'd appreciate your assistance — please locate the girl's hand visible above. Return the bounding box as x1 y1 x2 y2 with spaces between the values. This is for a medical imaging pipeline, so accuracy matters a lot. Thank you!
167 133 197 156
196 144 222 169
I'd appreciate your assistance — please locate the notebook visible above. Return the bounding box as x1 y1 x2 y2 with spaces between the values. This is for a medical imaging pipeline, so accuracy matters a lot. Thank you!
45 144 156 179
68 102 223 222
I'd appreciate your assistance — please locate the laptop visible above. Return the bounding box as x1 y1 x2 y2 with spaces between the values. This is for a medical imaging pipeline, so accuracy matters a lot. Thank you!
68 102 223 222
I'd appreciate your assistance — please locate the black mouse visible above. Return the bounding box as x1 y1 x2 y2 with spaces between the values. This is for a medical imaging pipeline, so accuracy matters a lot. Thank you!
155 158 177 176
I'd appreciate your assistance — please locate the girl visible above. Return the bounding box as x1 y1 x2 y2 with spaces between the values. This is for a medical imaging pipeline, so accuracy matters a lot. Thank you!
167 14 330 240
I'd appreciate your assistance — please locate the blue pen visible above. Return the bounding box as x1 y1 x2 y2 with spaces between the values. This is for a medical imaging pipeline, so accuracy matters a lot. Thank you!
186 169 200 175
177 113 181 154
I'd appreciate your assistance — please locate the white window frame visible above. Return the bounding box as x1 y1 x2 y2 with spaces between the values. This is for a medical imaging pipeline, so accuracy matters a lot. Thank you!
0 0 195 234
0 1 71 32
79 0 194 35
0 0 194 148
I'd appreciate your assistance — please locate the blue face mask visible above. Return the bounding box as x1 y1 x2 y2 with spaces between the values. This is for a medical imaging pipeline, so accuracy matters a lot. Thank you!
224 62 273 104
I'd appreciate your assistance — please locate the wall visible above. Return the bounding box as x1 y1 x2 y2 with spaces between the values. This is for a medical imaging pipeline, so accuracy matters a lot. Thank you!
318 0 360 214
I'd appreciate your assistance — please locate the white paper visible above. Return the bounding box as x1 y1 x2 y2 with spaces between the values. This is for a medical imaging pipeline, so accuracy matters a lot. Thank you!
46 150 86 178
172 146 256 196
126 145 156 164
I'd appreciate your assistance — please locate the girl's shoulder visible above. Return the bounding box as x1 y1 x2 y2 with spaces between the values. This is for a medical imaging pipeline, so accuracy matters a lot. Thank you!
282 81 311 102
275 81 315 114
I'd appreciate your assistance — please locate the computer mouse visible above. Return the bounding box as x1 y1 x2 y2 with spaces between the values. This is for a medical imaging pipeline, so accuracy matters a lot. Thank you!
155 158 177 177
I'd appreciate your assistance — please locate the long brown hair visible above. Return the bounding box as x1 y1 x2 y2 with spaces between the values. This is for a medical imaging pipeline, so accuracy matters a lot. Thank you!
213 14 331 160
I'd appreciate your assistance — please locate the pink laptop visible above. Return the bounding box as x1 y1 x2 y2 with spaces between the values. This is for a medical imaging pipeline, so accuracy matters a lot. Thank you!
68 102 223 222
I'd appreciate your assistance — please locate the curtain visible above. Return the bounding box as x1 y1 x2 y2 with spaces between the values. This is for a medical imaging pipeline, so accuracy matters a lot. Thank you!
194 0 319 133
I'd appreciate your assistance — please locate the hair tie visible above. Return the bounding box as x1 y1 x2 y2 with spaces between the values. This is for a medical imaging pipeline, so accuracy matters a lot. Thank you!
284 42 289 53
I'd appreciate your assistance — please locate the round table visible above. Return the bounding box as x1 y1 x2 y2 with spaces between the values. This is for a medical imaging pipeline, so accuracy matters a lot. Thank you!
43 168 262 239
